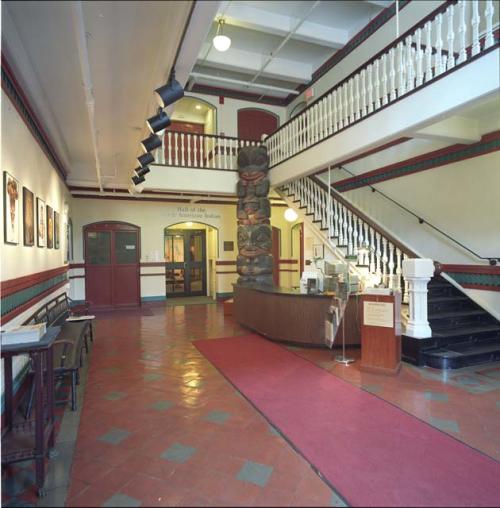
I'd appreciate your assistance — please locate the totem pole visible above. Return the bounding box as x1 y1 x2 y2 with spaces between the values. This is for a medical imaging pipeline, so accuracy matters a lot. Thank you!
236 145 273 286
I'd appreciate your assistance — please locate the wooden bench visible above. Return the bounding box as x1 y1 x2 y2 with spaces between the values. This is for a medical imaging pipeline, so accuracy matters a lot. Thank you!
23 294 93 414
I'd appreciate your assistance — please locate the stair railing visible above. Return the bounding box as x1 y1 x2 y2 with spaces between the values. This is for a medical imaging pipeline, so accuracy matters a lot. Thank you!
265 0 498 168
154 131 259 171
280 176 419 303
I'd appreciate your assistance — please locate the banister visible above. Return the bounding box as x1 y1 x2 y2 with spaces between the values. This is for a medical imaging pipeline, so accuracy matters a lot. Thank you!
309 175 418 259
164 130 256 143
333 165 499 266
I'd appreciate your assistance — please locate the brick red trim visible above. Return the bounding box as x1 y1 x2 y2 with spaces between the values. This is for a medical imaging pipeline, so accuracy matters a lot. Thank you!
215 271 238 275
279 259 298 264
69 263 85 269
1 280 68 325
334 131 500 191
279 269 299 273
441 264 500 275
140 273 165 277
216 260 237 266
68 275 85 280
140 262 166 267
1 266 68 296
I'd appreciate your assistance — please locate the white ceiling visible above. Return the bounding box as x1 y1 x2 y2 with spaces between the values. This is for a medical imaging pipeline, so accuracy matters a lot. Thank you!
189 0 392 99
2 0 197 188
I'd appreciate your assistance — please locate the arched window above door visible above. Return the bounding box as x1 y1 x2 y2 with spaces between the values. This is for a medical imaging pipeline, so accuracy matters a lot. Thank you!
237 108 279 141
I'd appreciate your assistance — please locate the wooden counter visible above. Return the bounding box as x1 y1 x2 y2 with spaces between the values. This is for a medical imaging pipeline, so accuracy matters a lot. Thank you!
233 284 361 347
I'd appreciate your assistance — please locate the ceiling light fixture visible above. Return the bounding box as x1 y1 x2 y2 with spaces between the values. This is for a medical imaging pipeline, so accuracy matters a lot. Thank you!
284 208 298 222
213 19 231 52
146 110 171 133
141 134 162 153
154 76 184 109
137 152 154 167
132 174 145 186
195 104 202 110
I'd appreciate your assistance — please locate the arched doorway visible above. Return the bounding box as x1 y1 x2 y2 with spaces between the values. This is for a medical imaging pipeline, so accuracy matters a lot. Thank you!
237 108 279 141
84 221 141 309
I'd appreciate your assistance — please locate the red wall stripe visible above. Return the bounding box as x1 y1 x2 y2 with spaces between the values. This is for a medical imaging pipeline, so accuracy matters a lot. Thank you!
1 266 68 296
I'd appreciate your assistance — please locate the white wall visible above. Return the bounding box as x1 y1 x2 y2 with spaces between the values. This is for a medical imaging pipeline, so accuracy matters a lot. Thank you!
185 92 287 138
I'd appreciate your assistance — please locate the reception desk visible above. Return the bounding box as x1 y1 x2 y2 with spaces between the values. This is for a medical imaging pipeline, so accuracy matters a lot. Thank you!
233 284 361 347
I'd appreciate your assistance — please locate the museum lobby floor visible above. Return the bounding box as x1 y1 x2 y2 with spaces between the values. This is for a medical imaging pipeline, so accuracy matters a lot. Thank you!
3 302 499 507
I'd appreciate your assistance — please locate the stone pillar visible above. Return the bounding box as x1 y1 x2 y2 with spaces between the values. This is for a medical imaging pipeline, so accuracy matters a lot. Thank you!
402 258 434 338
236 145 273 286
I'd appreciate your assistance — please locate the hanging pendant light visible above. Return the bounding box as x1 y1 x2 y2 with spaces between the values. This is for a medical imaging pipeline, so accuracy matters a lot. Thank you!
213 19 231 52
284 208 298 222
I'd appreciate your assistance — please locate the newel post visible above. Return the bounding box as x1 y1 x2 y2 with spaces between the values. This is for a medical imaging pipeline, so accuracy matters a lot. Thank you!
402 258 434 338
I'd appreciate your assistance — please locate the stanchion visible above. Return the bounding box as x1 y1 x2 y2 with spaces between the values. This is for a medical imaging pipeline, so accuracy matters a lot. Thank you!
335 279 355 365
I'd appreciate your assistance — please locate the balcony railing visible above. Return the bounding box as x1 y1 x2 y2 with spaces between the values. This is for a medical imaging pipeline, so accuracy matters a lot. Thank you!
265 0 498 167
154 131 260 171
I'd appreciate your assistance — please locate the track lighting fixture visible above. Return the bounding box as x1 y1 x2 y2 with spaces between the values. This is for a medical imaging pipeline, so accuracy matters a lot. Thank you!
154 77 184 109
141 134 162 153
132 174 145 186
135 166 150 177
146 110 171 133
137 152 154 167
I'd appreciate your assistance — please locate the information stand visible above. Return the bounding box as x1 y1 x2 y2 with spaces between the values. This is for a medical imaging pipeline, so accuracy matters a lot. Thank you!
360 292 401 375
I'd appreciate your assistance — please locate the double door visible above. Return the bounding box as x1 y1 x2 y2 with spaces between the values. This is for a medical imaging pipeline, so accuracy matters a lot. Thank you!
84 222 140 308
165 229 206 296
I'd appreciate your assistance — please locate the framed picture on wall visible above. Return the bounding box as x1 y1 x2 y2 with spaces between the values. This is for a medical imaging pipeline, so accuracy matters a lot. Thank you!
3 171 20 245
23 186 35 246
37 198 46 247
65 218 73 263
54 211 60 249
46 205 54 248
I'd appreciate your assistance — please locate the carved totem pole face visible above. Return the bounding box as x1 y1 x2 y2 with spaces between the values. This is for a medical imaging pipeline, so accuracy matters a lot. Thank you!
237 225 272 258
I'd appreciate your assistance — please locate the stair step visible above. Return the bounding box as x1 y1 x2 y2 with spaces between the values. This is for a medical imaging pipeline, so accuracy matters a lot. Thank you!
428 309 488 320
422 341 500 369
433 324 500 338
428 295 469 303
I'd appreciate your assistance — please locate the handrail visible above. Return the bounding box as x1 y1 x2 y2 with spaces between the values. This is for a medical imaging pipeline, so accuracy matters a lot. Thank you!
333 165 499 265
310 175 418 259
164 129 256 143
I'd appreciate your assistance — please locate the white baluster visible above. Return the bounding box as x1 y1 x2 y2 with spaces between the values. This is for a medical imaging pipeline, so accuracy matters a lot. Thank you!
375 233 382 279
180 133 185 166
395 248 402 293
224 138 229 169
381 237 388 283
349 79 354 122
338 205 345 246
338 88 344 129
343 83 349 125
406 35 415 92
361 69 367 116
389 47 397 101
367 65 374 113
187 134 191 167
415 28 424 87
328 94 333 136
435 13 444 76
357 219 364 264
174 132 179 165
354 75 360 120
352 215 358 258
167 132 172 165
363 223 370 265
484 0 494 49
369 228 376 274
199 135 204 167
388 243 395 289
333 199 339 239
397 42 406 96
212 137 217 168
332 90 338 133
347 211 354 256
457 1 467 64
380 54 388 106
446 4 455 70
471 0 480 56
425 21 434 82
318 101 324 140
374 59 381 110
192 135 197 167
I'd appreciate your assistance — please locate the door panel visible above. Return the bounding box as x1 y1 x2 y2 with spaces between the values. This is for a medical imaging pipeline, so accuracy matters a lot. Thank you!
113 231 139 306
237 109 278 141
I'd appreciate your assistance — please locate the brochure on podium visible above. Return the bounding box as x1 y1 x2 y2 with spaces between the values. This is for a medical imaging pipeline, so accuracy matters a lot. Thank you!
66 315 96 322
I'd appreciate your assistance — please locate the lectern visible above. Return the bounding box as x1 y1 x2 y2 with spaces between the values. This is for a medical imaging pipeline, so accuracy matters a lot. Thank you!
360 292 401 375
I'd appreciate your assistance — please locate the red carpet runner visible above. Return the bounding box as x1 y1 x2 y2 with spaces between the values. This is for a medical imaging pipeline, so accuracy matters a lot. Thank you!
194 334 500 507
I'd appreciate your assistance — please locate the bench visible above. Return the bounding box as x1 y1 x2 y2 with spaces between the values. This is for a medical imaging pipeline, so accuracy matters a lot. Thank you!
23 293 93 414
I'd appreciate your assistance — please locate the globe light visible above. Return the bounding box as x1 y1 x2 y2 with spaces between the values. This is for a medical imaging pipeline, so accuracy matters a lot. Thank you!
284 208 298 222
213 19 231 52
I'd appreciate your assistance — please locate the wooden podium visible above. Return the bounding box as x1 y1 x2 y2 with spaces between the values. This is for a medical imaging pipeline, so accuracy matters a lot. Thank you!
360 292 401 375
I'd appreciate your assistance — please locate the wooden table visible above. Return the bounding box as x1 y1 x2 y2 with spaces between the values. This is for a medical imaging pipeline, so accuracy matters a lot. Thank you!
233 284 361 347
1 326 60 497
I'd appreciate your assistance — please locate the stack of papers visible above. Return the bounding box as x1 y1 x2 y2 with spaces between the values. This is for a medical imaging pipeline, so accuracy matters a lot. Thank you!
1 323 47 345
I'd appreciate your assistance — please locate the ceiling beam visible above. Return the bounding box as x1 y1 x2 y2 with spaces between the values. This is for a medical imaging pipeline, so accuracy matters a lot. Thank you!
221 4 348 49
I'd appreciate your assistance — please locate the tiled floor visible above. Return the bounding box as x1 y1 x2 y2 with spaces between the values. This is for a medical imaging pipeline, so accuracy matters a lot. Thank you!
2 302 500 507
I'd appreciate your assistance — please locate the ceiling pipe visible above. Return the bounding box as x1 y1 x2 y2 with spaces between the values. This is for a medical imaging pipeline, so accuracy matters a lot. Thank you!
190 72 300 95
249 0 320 85
71 1 104 192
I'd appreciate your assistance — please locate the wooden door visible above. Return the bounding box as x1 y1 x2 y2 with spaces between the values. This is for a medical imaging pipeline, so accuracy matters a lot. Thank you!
84 222 140 309
165 121 204 166
165 229 207 296
272 226 280 287
237 109 279 141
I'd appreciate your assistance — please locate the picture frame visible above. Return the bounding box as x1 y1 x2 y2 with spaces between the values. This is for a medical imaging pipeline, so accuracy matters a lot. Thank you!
37 198 46 247
46 204 54 249
23 186 35 246
54 210 60 249
65 218 73 263
313 244 324 259
3 171 20 245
